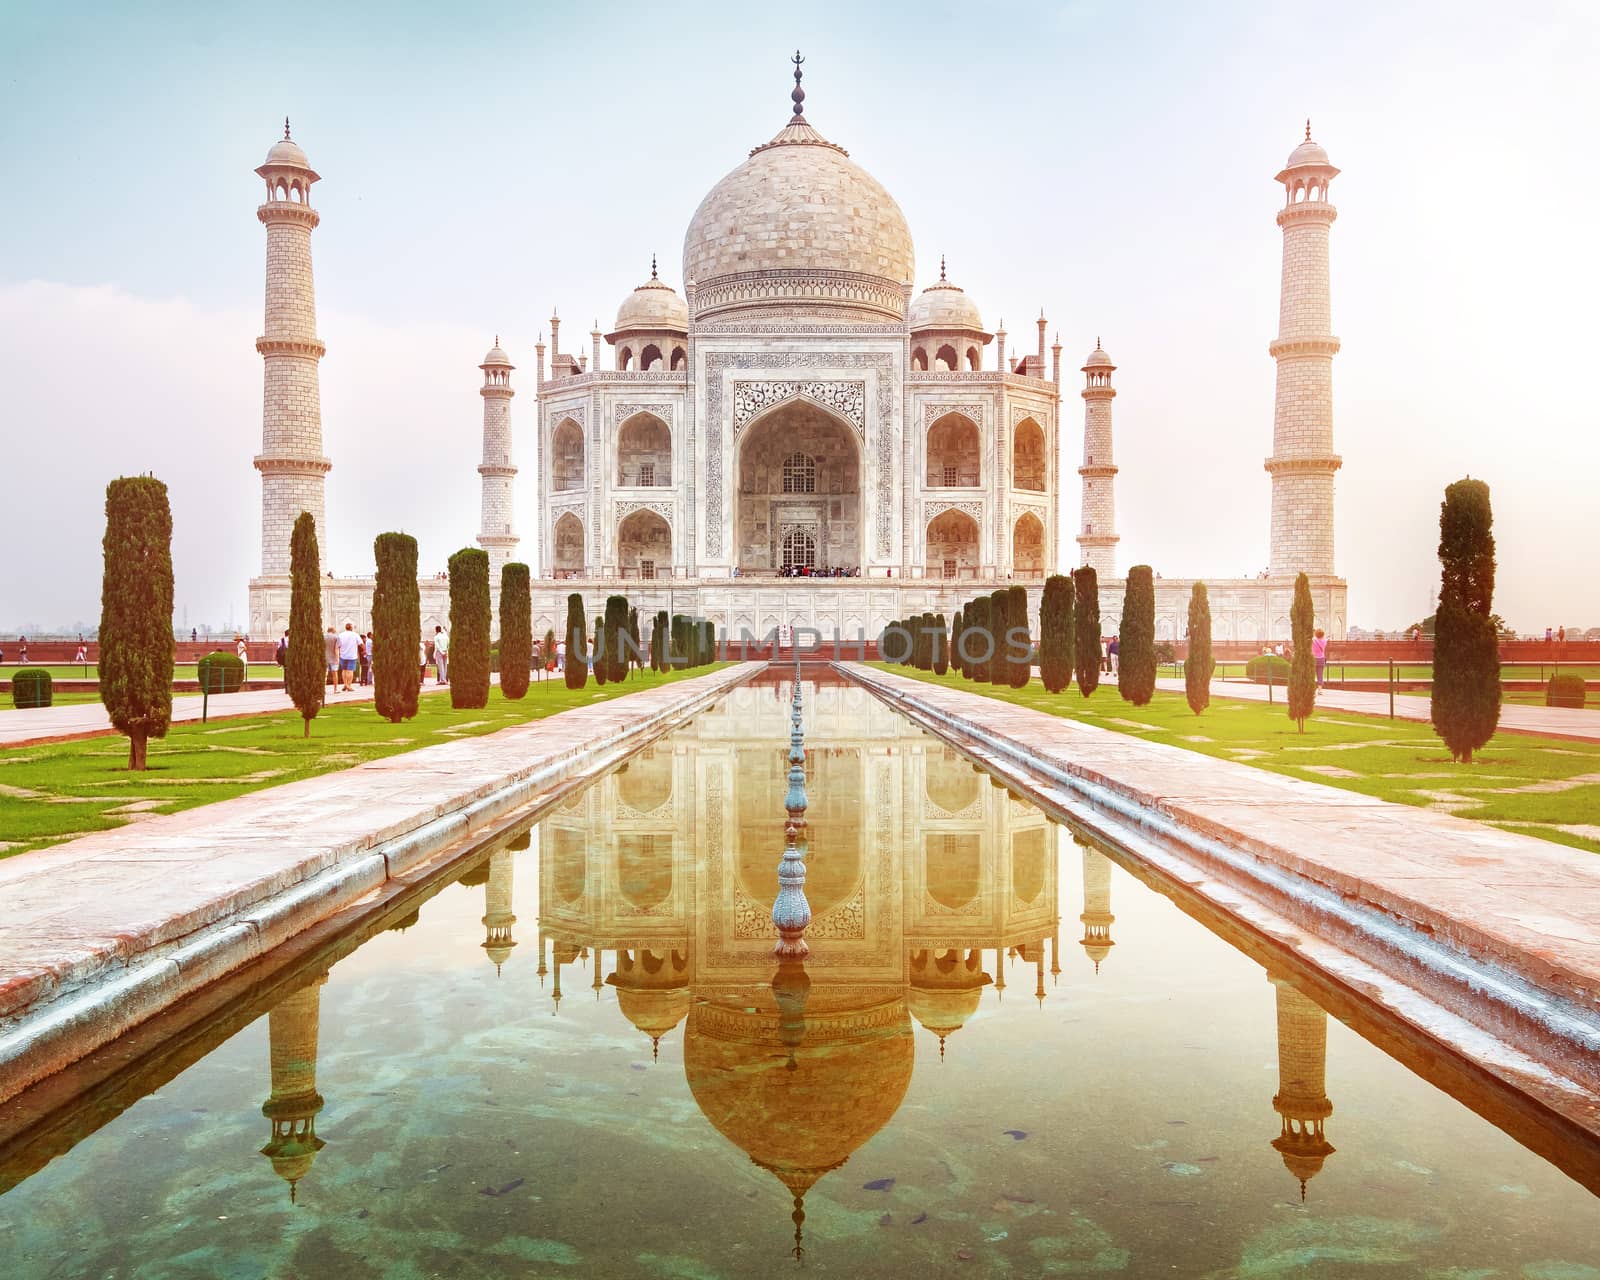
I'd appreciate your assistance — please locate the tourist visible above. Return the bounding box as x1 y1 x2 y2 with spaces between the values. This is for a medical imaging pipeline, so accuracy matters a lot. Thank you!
418 635 428 683
324 626 339 689
433 625 449 683
1108 634 1120 676
338 623 359 691
556 639 566 672
275 631 288 667
1312 628 1328 688
1546 626 1553 644
0 644 5 665
74 640 88 667
361 632 374 685
1558 625 1566 646
191 627 198 643
18 637 27 663
236 635 249 681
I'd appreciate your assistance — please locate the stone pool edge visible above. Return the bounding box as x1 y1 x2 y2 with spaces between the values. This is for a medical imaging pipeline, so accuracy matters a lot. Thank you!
0 663 761 1106
838 662 1600 1141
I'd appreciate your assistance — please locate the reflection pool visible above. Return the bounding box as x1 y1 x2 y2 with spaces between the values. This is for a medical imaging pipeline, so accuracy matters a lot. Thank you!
2 671 1598 1277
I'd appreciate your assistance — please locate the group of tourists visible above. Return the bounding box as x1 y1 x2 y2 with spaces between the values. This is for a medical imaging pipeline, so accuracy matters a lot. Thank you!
775 564 860 578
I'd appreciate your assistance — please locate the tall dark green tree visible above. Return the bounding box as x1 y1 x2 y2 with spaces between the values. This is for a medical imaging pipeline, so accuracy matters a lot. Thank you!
592 615 607 684
1006 585 1030 688
287 512 324 735
950 607 965 679
1432 478 1501 762
1184 582 1214 716
627 605 641 676
499 563 532 700
1039 574 1074 694
373 532 421 723
564 593 588 690
99 476 174 770
652 609 669 671
989 590 1010 686
604 595 630 683
968 596 992 682
1118 565 1156 706
932 612 949 676
447 548 491 709
1288 572 1316 732
1073 567 1101 697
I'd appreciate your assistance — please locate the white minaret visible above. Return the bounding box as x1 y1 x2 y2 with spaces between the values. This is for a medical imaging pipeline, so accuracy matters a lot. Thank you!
1266 122 1342 578
1077 340 1118 575
476 338 518 584
253 120 330 577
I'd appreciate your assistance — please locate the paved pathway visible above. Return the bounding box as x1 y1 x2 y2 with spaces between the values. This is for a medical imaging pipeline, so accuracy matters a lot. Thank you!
0 678 465 749
1155 676 1600 744
0 663 759 1102
853 664 1600 1028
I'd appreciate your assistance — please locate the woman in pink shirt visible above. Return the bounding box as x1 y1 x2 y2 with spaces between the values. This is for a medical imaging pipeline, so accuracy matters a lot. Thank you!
1312 629 1328 688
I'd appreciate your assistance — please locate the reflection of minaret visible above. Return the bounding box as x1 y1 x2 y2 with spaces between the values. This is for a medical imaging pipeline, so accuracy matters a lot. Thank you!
260 974 329 1203
1078 841 1116 974
1269 976 1336 1200
481 847 517 975
551 942 580 1014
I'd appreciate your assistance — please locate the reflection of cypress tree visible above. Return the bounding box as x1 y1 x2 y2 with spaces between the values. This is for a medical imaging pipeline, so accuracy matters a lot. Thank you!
1073 567 1101 697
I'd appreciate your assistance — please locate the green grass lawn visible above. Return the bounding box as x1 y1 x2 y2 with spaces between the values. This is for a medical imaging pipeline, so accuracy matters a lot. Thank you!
0 665 725 857
869 663 1600 856
1210 661 1600 683
2 664 283 682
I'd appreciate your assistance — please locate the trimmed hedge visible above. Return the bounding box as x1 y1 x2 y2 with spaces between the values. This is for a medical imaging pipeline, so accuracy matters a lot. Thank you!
1547 673 1587 708
499 562 532 700
448 547 492 709
373 531 421 724
197 651 245 694
11 668 52 709
1245 655 1290 683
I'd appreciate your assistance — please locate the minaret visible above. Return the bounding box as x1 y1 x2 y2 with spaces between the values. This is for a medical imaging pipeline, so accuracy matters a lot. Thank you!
260 973 329 1203
1266 122 1342 578
476 339 518 586
480 844 517 974
1077 340 1118 576
1078 838 1116 974
1269 974 1336 1200
253 120 330 578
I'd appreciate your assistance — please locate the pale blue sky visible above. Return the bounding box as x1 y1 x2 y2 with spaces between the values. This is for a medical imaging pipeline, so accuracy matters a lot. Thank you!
3 1 1597 632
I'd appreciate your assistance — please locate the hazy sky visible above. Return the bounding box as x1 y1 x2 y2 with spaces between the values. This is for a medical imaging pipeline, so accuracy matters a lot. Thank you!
2 0 1597 635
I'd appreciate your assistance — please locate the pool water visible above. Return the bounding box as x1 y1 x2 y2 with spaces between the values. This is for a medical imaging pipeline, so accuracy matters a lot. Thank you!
2 672 1597 1278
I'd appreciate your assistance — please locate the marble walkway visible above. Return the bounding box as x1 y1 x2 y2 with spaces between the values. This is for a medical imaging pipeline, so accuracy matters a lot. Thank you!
851 664 1600 1042
1154 676 1600 743
0 663 758 1102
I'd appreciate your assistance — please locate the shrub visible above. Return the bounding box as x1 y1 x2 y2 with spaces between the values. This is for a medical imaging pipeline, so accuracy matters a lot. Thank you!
1288 572 1316 731
1039 574 1074 694
447 548 491 709
373 531 421 723
565 594 588 690
289 513 326 734
1245 655 1290 683
1073 567 1100 697
1547 673 1586 708
1432 478 1501 762
100 476 174 769
1185 582 1214 715
499 563 532 700
11 668 51 709
197 651 245 694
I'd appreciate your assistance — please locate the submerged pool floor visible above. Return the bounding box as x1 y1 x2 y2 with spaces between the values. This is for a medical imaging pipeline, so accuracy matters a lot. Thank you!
1 673 1597 1278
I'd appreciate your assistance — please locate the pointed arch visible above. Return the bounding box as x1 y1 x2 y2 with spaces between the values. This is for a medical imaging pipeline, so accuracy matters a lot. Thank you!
553 511 584 575
1013 417 1045 491
552 417 584 492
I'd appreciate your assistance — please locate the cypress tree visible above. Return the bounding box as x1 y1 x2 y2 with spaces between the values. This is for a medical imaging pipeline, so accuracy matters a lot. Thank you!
604 595 630 683
627 605 641 676
1185 582 1214 716
373 531 420 723
989 590 1009 686
1118 565 1156 706
1039 574 1074 694
592 615 607 684
564 593 588 690
1432 478 1501 762
499 563 532 700
287 512 324 735
950 607 965 679
922 612 937 671
704 619 716 665
968 596 992 682
99 476 174 770
932 612 949 676
653 609 669 671
1007 585 1030 688
671 614 686 667
1288 572 1316 731
1073 567 1101 697
447 548 491 709
910 614 926 670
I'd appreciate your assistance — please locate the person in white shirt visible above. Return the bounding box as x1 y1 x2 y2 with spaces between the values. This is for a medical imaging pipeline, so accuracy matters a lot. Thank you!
337 623 360 691
433 625 449 684
236 637 249 682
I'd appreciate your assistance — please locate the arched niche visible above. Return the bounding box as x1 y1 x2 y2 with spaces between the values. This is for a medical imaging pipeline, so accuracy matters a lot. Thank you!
927 413 980 487
927 508 980 580
1013 417 1046 491
1012 512 1044 578
618 508 671 579
617 411 671 487
553 511 584 575
552 418 584 492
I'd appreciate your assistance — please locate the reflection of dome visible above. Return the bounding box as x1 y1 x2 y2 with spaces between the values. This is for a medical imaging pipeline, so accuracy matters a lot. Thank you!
685 988 913 1199
907 987 984 1058
615 986 693 1055
682 102 914 322
613 269 689 334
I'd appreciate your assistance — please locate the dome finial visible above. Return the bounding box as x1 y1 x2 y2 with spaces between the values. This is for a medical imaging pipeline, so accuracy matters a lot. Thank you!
791 49 806 118
939 254 946 283
651 252 658 280
284 116 291 140
1305 117 1312 141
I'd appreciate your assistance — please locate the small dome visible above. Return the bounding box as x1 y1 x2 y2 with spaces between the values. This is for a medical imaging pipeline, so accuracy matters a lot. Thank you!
1285 137 1330 168
908 267 984 332
264 137 311 169
613 269 689 335
1084 341 1114 369
481 339 512 368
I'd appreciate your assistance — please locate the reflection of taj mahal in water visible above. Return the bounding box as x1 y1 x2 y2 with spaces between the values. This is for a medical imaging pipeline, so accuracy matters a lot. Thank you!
246 57 1348 643
254 682 1339 1219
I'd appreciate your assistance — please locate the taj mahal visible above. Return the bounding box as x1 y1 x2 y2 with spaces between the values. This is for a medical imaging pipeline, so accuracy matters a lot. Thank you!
246 56 1348 645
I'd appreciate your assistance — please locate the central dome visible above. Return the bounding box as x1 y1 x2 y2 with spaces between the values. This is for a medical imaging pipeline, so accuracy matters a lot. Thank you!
682 109 914 324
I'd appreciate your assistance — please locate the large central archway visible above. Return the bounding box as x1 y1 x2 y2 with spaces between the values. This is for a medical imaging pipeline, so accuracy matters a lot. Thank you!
735 400 862 574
